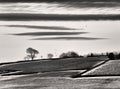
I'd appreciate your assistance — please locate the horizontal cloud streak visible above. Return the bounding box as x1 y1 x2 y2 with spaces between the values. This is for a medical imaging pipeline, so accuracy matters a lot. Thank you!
64 2 120 8
0 14 120 21
32 37 107 40
12 32 88 36
0 0 120 3
6 25 78 30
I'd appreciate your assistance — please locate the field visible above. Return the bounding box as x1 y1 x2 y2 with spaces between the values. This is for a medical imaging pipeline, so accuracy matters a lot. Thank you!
82 60 120 76
2 57 119 89
0 57 105 76
1 74 120 89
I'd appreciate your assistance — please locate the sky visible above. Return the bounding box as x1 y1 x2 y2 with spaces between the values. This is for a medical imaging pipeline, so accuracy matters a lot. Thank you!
0 1 120 62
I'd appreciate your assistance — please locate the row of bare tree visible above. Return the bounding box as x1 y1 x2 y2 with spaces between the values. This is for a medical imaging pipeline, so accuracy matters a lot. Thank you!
24 47 80 60
24 47 120 60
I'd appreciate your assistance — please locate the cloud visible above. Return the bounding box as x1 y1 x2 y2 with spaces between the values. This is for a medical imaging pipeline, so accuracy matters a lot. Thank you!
32 37 107 40
0 13 120 21
6 25 79 30
63 1 120 8
12 32 88 36
0 0 119 3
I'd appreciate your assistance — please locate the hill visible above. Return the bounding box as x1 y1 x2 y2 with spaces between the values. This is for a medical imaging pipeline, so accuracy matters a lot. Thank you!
82 60 120 76
0 57 106 76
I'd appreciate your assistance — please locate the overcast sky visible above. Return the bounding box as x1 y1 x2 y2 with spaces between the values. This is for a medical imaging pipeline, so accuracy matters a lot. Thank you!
0 1 120 62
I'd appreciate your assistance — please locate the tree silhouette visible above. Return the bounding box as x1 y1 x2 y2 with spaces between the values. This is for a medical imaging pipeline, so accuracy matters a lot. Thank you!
118 53 120 59
67 51 79 58
59 53 68 58
26 47 39 60
108 52 115 60
47 53 53 59
87 53 95 57
59 51 79 58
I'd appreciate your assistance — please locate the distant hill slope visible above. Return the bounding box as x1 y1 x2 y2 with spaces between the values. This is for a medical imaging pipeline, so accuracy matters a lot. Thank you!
0 57 105 76
82 60 120 76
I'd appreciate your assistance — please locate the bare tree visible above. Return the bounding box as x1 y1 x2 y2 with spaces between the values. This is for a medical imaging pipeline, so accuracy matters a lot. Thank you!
26 47 39 60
